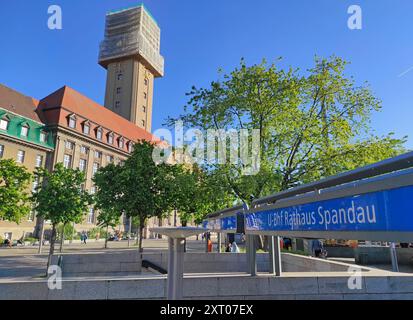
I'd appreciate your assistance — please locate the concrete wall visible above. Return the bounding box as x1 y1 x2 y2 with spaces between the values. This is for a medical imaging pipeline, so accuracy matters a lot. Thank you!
2 274 413 300
55 251 142 277
142 252 366 274
355 247 413 265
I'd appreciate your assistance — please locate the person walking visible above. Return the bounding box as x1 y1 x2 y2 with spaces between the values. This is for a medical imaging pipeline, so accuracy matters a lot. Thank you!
311 239 324 257
230 241 240 253
83 232 88 244
225 243 232 252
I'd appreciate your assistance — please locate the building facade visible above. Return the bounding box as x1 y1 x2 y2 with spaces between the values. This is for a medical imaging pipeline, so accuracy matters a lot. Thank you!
0 4 174 241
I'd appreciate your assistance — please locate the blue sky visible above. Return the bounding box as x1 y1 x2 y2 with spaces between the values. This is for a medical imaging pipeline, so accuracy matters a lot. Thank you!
0 0 412 148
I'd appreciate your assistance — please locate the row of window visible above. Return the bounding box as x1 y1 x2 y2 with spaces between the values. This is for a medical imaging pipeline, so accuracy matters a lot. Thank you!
67 115 135 152
63 153 115 174
0 144 44 166
0 118 47 142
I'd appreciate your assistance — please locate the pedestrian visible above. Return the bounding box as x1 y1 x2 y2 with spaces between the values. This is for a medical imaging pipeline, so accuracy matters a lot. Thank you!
225 243 232 252
311 239 324 257
83 232 88 244
230 241 240 253
207 239 212 252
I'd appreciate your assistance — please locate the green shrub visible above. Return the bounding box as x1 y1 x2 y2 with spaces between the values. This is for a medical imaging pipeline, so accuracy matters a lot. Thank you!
23 237 37 244
57 223 76 240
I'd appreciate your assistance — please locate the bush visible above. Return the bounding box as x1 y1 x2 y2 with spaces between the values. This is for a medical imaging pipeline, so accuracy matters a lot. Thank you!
23 237 37 244
88 227 108 240
57 223 76 240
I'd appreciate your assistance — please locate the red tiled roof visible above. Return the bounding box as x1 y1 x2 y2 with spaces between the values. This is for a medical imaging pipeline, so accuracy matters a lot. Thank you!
0 84 43 123
38 85 155 143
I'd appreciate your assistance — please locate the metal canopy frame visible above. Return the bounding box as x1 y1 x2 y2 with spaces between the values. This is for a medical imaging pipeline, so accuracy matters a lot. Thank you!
252 151 413 207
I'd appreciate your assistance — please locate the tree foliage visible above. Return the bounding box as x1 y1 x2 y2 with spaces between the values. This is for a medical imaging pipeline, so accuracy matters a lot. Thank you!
0 159 32 223
32 163 92 267
168 56 406 206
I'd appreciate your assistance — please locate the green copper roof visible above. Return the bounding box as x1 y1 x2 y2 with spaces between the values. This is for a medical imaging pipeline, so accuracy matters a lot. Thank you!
0 107 54 150
107 3 159 26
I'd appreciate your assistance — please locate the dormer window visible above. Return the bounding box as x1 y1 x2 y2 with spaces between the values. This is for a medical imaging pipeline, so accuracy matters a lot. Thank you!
0 117 9 130
68 114 77 129
107 132 114 145
118 137 124 149
40 131 47 143
127 141 134 153
82 121 90 135
20 124 29 137
96 127 103 140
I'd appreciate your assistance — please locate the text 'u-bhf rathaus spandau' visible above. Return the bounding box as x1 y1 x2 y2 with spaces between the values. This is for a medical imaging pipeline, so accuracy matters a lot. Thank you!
0 4 180 241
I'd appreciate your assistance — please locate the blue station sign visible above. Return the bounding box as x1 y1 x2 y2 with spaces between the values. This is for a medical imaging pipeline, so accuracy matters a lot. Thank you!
203 215 237 232
245 185 413 233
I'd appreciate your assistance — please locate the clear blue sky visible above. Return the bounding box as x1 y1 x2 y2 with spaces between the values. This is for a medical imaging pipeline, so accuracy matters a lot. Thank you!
1 0 412 148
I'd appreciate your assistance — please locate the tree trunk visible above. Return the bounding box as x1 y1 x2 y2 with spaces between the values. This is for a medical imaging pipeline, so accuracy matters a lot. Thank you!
105 225 109 249
138 217 146 253
59 223 65 253
157 214 163 239
38 220 45 254
46 223 57 274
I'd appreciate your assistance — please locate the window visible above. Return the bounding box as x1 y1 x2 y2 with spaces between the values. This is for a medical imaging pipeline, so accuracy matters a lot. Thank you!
79 159 87 172
90 186 96 195
83 123 90 135
21 126 29 137
63 154 72 168
32 177 39 193
0 119 9 130
143 92 147 100
35 155 43 168
144 78 148 86
80 146 89 155
87 207 95 224
106 155 114 163
94 150 102 159
96 128 103 140
117 73 123 81
65 141 74 150
40 131 47 143
107 133 114 145
115 101 121 109
17 150 25 164
92 162 100 175
142 106 146 113
118 137 124 149
116 87 122 94
68 115 76 129
141 120 145 127
128 142 134 153
0 144 3 158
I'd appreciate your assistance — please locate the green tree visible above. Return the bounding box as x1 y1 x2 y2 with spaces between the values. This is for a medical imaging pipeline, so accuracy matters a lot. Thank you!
0 159 32 223
168 56 406 205
32 163 92 270
93 163 122 248
118 140 160 252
